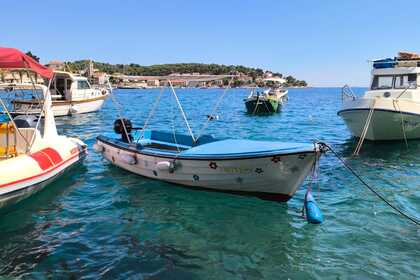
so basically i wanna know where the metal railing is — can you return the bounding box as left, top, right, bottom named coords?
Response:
left=341, top=84, right=356, bottom=102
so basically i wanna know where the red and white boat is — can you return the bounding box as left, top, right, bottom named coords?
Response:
left=0, top=47, right=87, bottom=208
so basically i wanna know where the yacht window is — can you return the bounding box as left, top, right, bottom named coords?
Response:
left=394, top=74, right=417, bottom=89
left=77, top=80, right=90, bottom=89
left=371, top=76, right=393, bottom=90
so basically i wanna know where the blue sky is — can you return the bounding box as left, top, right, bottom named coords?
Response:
left=2, top=0, right=420, bottom=86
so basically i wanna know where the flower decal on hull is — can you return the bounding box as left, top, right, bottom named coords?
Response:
left=255, top=168, right=264, bottom=174
left=271, top=155, right=281, bottom=163
left=209, top=162, right=218, bottom=169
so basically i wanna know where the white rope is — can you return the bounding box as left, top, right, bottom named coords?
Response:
left=393, top=99, right=409, bottom=148
left=353, top=98, right=376, bottom=156
left=167, top=80, right=195, bottom=142
left=252, top=91, right=260, bottom=115
left=196, top=78, right=233, bottom=141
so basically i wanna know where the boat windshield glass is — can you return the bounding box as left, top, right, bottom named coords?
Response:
left=371, top=76, right=393, bottom=90
left=371, top=74, right=417, bottom=90
left=77, top=80, right=90, bottom=89
left=394, top=74, right=417, bottom=89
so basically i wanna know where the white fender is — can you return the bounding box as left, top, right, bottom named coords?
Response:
left=156, top=161, right=174, bottom=171
left=70, top=107, right=78, bottom=114
left=93, top=143, right=104, bottom=153
left=120, top=153, right=137, bottom=165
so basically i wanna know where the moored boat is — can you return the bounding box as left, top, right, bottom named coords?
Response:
left=95, top=81, right=322, bottom=202
left=11, top=70, right=110, bottom=117
left=96, top=126, right=321, bottom=201
left=244, top=87, right=288, bottom=114
left=0, top=47, right=87, bottom=208
left=338, top=52, right=420, bottom=141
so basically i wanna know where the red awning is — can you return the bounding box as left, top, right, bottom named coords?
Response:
left=0, top=47, right=53, bottom=79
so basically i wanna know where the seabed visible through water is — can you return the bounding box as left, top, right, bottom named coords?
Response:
left=0, top=87, right=418, bottom=279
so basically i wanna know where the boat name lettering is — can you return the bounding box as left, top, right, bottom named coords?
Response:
left=220, top=167, right=252, bottom=174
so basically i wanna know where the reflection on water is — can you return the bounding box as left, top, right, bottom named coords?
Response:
left=0, top=88, right=418, bottom=279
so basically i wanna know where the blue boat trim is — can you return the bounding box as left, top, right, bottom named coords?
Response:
left=97, top=135, right=317, bottom=160
left=338, top=108, right=420, bottom=118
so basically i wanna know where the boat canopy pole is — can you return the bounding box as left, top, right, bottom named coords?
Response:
left=196, top=77, right=233, bottom=141
left=0, top=93, right=31, bottom=151
left=167, top=80, right=196, bottom=142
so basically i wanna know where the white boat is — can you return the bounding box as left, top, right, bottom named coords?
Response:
left=11, top=70, right=110, bottom=117
left=339, top=53, right=420, bottom=141
left=95, top=82, right=322, bottom=202
left=0, top=47, right=87, bottom=208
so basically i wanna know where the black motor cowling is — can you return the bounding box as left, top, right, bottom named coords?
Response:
left=114, top=118, right=133, bottom=142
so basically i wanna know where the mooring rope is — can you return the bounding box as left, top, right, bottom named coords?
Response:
left=353, top=98, right=376, bottom=156
left=393, top=99, right=409, bottom=149
left=320, top=142, right=420, bottom=226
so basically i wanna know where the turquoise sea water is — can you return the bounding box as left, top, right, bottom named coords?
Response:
left=0, top=87, right=419, bottom=279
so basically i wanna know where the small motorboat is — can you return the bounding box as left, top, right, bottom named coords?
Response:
left=338, top=52, right=420, bottom=141
left=11, top=70, right=110, bottom=117
left=244, top=87, right=288, bottom=114
left=95, top=81, right=321, bottom=202
left=0, top=47, right=87, bottom=208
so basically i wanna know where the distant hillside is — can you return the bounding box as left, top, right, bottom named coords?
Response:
left=64, top=60, right=307, bottom=87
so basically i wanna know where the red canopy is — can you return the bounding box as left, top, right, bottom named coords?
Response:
left=0, top=47, right=53, bottom=79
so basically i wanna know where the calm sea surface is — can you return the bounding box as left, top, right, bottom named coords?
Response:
left=0, top=88, right=419, bottom=279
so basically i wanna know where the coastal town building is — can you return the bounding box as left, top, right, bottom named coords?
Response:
left=46, top=60, right=65, bottom=71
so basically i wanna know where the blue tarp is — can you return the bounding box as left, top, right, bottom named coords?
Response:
left=99, top=131, right=316, bottom=159
left=373, top=58, right=396, bottom=69
left=181, top=139, right=315, bottom=158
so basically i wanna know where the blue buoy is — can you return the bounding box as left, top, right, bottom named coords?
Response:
left=304, top=190, right=324, bottom=224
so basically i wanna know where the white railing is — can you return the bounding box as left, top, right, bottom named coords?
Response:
left=342, top=84, right=356, bottom=102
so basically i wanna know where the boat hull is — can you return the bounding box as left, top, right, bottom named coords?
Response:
left=11, top=94, right=108, bottom=117
left=0, top=155, right=84, bottom=209
left=338, top=98, right=420, bottom=140
left=245, top=99, right=279, bottom=114
left=96, top=137, right=319, bottom=202
left=0, top=141, right=87, bottom=209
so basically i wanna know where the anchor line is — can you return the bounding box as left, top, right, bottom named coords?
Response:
left=319, top=142, right=420, bottom=226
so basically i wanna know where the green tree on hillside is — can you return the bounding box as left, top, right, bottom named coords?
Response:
left=25, top=51, right=40, bottom=62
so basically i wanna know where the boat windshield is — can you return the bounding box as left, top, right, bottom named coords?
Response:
left=77, top=80, right=91, bottom=89
left=371, top=74, right=417, bottom=90
left=394, top=74, right=417, bottom=89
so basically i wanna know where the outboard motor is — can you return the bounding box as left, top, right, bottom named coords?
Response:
left=114, top=118, right=133, bottom=143
left=13, top=115, right=38, bottom=128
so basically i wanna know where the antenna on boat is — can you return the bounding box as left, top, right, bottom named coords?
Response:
left=167, top=79, right=196, bottom=142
